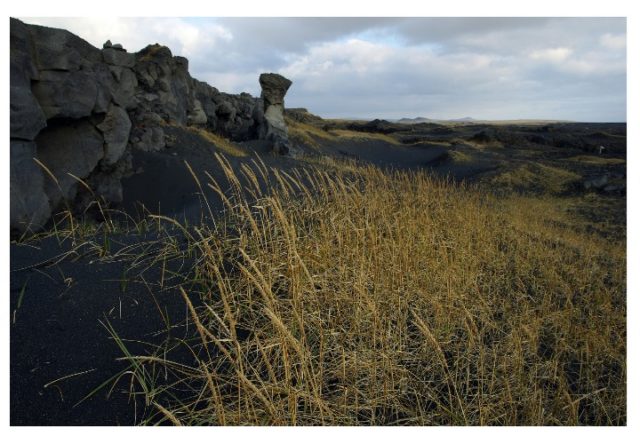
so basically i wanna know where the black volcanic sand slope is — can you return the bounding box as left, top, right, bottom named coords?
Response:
left=119, top=126, right=298, bottom=223
left=11, top=127, right=420, bottom=425
left=10, top=121, right=626, bottom=425
left=10, top=142, right=285, bottom=425
left=10, top=130, right=439, bottom=425
left=316, top=139, right=448, bottom=170
left=11, top=236, right=191, bottom=425
left=120, top=126, right=454, bottom=219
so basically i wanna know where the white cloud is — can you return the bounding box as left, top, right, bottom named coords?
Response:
left=600, top=33, right=626, bottom=50
left=149, top=19, right=232, bottom=58
left=529, top=47, right=572, bottom=63
left=286, top=39, right=395, bottom=75
left=20, top=17, right=233, bottom=56
left=20, top=17, right=138, bottom=48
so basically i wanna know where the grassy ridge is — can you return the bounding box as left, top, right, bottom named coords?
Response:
left=114, top=156, right=625, bottom=425
left=286, top=118, right=401, bottom=149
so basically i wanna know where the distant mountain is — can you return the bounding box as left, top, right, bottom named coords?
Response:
left=395, top=116, right=476, bottom=124
left=396, top=117, right=436, bottom=124
left=394, top=116, right=576, bottom=125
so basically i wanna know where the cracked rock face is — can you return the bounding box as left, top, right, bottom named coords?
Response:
left=35, top=120, right=105, bottom=210
left=9, top=18, right=138, bottom=233
left=10, top=141, right=51, bottom=233
left=9, top=18, right=294, bottom=234
left=31, top=70, right=99, bottom=119
left=10, top=86, right=47, bottom=140
left=97, top=104, right=132, bottom=165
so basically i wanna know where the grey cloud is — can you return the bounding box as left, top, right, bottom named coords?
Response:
left=393, top=17, right=552, bottom=44
left=216, top=17, right=401, bottom=51
left=17, top=17, right=626, bottom=121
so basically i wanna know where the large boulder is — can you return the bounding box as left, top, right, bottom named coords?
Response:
left=97, top=104, right=132, bottom=165
left=133, top=44, right=194, bottom=125
left=192, top=80, right=223, bottom=132
left=103, top=47, right=135, bottom=68
left=216, top=100, right=235, bottom=119
left=35, top=120, right=105, bottom=209
left=259, top=73, right=293, bottom=153
left=10, top=18, right=39, bottom=88
left=131, top=126, right=166, bottom=152
left=187, top=99, right=207, bottom=125
left=10, top=140, right=51, bottom=233
left=10, top=86, right=47, bottom=140
left=28, top=22, right=101, bottom=71
left=109, top=66, right=139, bottom=109
left=31, top=70, right=98, bottom=119
left=260, top=73, right=292, bottom=108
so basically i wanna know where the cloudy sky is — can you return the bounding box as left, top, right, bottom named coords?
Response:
left=20, top=17, right=626, bottom=121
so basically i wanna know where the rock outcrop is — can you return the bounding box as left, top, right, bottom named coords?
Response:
left=9, top=18, right=294, bottom=234
left=259, top=73, right=293, bottom=155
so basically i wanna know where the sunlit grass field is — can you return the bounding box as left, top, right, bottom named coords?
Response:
left=89, top=154, right=625, bottom=425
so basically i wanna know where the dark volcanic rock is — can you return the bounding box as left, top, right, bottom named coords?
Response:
left=10, top=17, right=290, bottom=234
left=470, top=130, right=494, bottom=143
left=259, top=73, right=294, bottom=155
left=260, top=72, right=292, bottom=107
left=107, top=66, right=139, bottom=109
left=10, top=86, right=47, bottom=140
left=35, top=120, right=105, bottom=209
left=469, top=128, right=526, bottom=145
left=102, top=47, right=135, bottom=68
left=28, top=22, right=101, bottom=71
left=97, top=104, right=132, bottom=165
left=347, top=119, right=403, bottom=134
left=285, top=108, right=324, bottom=126
left=32, top=70, right=99, bottom=119
left=10, top=140, right=51, bottom=233
left=10, top=19, right=39, bottom=88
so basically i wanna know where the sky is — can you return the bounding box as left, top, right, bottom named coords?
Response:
left=19, top=17, right=627, bottom=122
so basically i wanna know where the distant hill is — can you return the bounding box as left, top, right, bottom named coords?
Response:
left=395, top=116, right=572, bottom=126
left=395, top=116, right=477, bottom=124
left=396, top=117, right=436, bottom=124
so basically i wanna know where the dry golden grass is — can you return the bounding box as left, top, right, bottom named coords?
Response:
left=285, top=118, right=401, bottom=148
left=299, top=155, right=361, bottom=174
left=108, top=155, right=625, bottom=426
left=186, top=126, right=248, bottom=157
left=464, top=139, right=505, bottom=150
left=286, top=118, right=335, bottom=150
left=329, top=129, right=401, bottom=145
left=485, top=162, right=581, bottom=194
left=448, top=150, right=474, bottom=163
left=566, top=155, right=626, bottom=165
